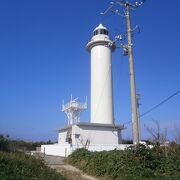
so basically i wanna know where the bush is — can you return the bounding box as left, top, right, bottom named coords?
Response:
left=0, top=135, right=10, bottom=152
left=0, top=151, right=66, bottom=180
left=67, top=145, right=180, bottom=180
left=0, top=134, right=55, bottom=153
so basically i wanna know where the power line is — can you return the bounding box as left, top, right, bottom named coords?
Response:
left=123, top=89, right=180, bottom=125
left=141, top=89, right=180, bottom=117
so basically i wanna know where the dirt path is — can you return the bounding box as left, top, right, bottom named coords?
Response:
left=41, top=154, right=98, bottom=180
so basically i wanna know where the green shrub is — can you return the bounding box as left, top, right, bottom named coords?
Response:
left=67, top=145, right=180, bottom=180
left=0, top=135, right=10, bottom=152
left=0, top=151, right=65, bottom=180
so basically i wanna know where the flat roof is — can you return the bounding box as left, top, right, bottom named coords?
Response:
left=57, top=122, right=125, bottom=132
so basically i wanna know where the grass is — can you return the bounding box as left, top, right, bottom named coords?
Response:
left=0, top=151, right=66, bottom=180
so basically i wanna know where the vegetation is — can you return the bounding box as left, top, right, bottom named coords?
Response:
left=0, top=135, right=65, bottom=180
left=0, top=134, right=54, bottom=152
left=0, top=151, right=65, bottom=180
left=67, top=144, right=180, bottom=180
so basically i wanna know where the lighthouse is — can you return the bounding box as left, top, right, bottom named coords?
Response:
left=41, top=24, right=125, bottom=157
left=86, top=24, right=115, bottom=124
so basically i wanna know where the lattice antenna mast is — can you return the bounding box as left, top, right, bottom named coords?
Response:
left=101, top=0, right=146, bottom=145
left=62, top=96, right=87, bottom=125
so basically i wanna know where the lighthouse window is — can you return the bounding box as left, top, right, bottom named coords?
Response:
left=93, top=29, right=109, bottom=36
left=100, top=29, right=108, bottom=35
left=104, top=30, right=108, bottom=35
left=94, top=30, right=98, bottom=35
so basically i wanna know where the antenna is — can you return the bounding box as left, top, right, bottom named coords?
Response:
left=70, top=94, right=73, bottom=101
left=62, top=96, right=87, bottom=125
left=101, top=0, right=146, bottom=145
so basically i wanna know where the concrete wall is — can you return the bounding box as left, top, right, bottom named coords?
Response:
left=72, top=125, right=119, bottom=145
left=58, top=131, right=67, bottom=144
left=41, top=143, right=131, bottom=157
left=41, top=144, right=72, bottom=157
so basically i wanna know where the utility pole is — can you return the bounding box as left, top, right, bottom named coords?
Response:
left=125, top=3, right=139, bottom=145
left=101, top=0, right=145, bottom=145
left=136, top=94, right=141, bottom=141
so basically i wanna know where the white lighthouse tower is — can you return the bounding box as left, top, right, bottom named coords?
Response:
left=86, top=24, right=115, bottom=124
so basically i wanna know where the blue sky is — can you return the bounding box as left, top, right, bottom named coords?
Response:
left=0, top=0, right=180, bottom=141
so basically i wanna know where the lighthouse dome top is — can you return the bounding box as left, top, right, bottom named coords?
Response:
left=93, top=24, right=109, bottom=36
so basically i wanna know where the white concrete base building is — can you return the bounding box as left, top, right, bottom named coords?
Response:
left=41, top=122, right=127, bottom=157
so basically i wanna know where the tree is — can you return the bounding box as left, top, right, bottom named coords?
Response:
left=173, top=124, right=180, bottom=144
left=145, top=120, right=167, bottom=145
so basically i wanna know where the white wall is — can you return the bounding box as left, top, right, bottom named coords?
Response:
left=41, top=144, right=72, bottom=157
left=57, top=125, right=121, bottom=146
left=41, top=143, right=131, bottom=157
left=72, top=125, right=119, bottom=145
left=58, top=131, right=67, bottom=144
